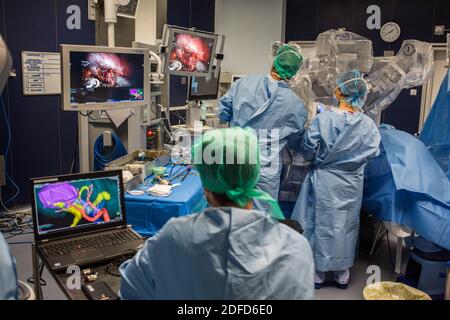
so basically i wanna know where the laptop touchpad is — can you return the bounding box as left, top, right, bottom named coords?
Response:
left=71, top=250, right=104, bottom=262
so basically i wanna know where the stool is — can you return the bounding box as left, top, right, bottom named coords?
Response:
left=402, top=236, right=450, bottom=298
left=407, top=253, right=448, bottom=297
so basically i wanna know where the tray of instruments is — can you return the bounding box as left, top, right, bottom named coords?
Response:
left=105, top=149, right=171, bottom=190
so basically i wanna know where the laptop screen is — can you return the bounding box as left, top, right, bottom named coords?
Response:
left=31, top=171, right=125, bottom=238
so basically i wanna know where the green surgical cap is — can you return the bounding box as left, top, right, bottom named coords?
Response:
left=192, top=127, right=284, bottom=220
left=273, top=44, right=303, bottom=80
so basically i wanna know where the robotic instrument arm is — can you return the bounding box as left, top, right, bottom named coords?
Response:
left=288, top=29, right=434, bottom=121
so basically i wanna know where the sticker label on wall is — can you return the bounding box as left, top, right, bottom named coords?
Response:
left=22, top=51, right=61, bottom=95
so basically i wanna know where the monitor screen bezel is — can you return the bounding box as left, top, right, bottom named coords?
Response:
left=164, top=26, right=218, bottom=77
left=188, top=68, right=221, bottom=101
left=30, top=170, right=127, bottom=242
left=60, top=44, right=150, bottom=112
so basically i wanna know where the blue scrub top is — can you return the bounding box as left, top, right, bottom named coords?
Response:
left=119, top=207, right=315, bottom=300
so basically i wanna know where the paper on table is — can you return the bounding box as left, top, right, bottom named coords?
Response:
left=147, top=184, right=173, bottom=197
left=106, top=109, right=132, bottom=128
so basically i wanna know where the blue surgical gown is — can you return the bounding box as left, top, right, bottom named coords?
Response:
left=218, top=75, right=308, bottom=200
left=420, top=71, right=450, bottom=179
left=0, top=233, right=18, bottom=300
left=119, top=207, right=315, bottom=300
left=291, top=109, right=381, bottom=272
left=363, top=127, right=450, bottom=250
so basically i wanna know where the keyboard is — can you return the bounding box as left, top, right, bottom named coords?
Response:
left=43, top=229, right=141, bottom=257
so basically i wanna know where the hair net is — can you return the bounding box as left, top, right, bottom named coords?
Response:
left=335, top=69, right=368, bottom=109
left=273, top=44, right=303, bottom=80
left=192, top=127, right=284, bottom=220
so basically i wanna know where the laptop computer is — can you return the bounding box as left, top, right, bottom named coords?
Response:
left=30, top=170, right=145, bottom=272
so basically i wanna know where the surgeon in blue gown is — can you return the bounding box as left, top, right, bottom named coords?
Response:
left=291, top=70, right=381, bottom=289
left=120, top=127, right=315, bottom=300
left=218, top=44, right=308, bottom=200
left=0, top=233, right=18, bottom=300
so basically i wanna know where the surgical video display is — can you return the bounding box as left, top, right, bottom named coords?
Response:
left=33, top=176, right=123, bottom=236
left=168, top=32, right=215, bottom=74
left=70, top=52, right=145, bottom=104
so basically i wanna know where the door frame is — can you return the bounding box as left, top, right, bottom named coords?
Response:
left=420, top=43, right=448, bottom=131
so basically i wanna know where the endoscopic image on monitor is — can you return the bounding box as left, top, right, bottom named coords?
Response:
left=33, top=176, right=124, bottom=236
left=69, top=52, right=145, bottom=105
left=168, top=32, right=215, bottom=74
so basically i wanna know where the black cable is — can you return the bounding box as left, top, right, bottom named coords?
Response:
left=105, top=263, right=121, bottom=277
left=69, top=123, right=79, bottom=174
left=27, top=262, right=47, bottom=287
left=0, top=210, right=32, bottom=233
left=104, top=253, right=135, bottom=277
left=79, top=111, right=93, bottom=117
left=88, top=111, right=104, bottom=121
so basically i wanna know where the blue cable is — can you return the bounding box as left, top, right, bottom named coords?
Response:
left=1, top=95, right=11, bottom=159
left=93, top=132, right=127, bottom=171
left=5, top=173, right=20, bottom=204
left=0, top=95, right=20, bottom=204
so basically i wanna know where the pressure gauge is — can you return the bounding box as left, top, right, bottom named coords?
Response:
left=380, top=22, right=401, bottom=43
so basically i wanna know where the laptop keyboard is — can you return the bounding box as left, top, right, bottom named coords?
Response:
left=43, top=229, right=141, bottom=257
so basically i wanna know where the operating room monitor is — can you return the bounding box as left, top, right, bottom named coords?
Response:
left=31, top=171, right=126, bottom=240
left=188, top=68, right=220, bottom=101
left=164, top=26, right=217, bottom=77
left=61, top=45, right=150, bottom=111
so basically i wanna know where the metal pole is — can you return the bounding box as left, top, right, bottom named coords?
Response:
left=108, top=23, right=115, bottom=47
left=395, top=237, right=403, bottom=274
left=31, top=243, right=42, bottom=300
left=369, top=221, right=383, bottom=256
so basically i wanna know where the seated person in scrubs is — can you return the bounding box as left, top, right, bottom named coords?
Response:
left=0, top=233, right=18, bottom=300
left=119, top=127, right=315, bottom=300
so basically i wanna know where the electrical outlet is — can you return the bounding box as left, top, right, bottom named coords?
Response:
left=0, top=155, right=5, bottom=187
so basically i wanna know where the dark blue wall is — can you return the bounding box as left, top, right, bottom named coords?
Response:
left=0, top=0, right=214, bottom=206
left=167, top=0, right=215, bottom=107
left=0, top=0, right=95, bottom=205
left=286, top=0, right=450, bottom=134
